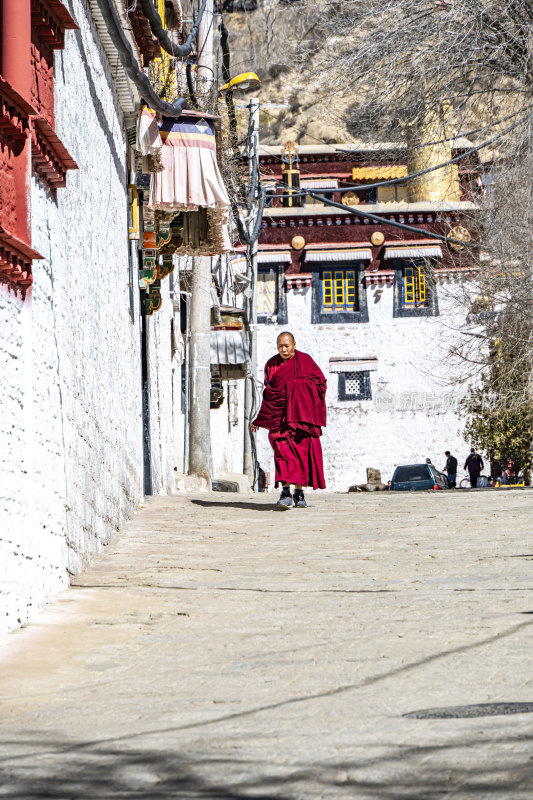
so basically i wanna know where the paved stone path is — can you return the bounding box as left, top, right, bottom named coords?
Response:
left=1, top=490, right=533, bottom=798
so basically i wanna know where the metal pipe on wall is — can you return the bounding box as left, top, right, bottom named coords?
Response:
left=243, top=98, right=260, bottom=485
left=187, top=256, right=212, bottom=483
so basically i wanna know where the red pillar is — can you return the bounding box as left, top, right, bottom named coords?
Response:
left=1, top=0, right=32, bottom=245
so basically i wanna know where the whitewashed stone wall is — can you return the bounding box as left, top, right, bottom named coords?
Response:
left=146, top=280, right=182, bottom=494
left=256, top=279, right=472, bottom=492
left=0, top=1, right=176, bottom=633
left=211, top=379, right=246, bottom=477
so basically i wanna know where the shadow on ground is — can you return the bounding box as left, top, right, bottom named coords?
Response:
left=1, top=732, right=532, bottom=799
left=191, top=499, right=276, bottom=512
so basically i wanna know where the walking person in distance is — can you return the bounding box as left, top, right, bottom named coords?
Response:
left=250, top=332, right=327, bottom=509
left=464, top=448, right=484, bottom=488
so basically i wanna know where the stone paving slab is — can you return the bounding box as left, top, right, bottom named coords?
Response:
left=0, top=490, right=533, bottom=798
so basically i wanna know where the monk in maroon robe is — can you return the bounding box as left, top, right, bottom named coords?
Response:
left=251, top=332, right=326, bottom=509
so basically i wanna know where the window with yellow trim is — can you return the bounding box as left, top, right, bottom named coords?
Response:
left=321, top=268, right=358, bottom=312
left=402, top=264, right=428, bottom=307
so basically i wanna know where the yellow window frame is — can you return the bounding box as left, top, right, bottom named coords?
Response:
left=403, top=264, right=428, bottom=306
left=322, top=268, right=358, bottom=310
left=403, top=266, right=416, bottom=305
left=334, top=270, right=345, bottom=305
left=417, top=265, right=426, bottom=303
left=322, top=271, right=333, bottom=306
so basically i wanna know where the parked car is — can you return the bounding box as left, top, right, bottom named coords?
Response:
left=390, top=463, right=450, bottom=491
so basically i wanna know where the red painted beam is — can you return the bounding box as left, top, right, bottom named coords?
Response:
left=1, top=0, right=32, bottom=246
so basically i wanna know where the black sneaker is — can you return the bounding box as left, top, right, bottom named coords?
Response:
left=276, top=487, right=293, bottom=510
left=293, top=490, right=307, bottom=508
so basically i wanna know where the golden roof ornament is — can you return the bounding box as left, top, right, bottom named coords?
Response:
left=448, top=225, right=471, bottom=251
left=342, top=191, right=359, bottom=206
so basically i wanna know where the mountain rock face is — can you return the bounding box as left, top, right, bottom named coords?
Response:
left=222, top=3, right=355, bottom=145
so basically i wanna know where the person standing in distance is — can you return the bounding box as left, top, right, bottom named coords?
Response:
left=444, top=450, right=458, bottom=488
left=464, top=448, right=484, bottom=488
left=250, top=332, right=327, bottom=509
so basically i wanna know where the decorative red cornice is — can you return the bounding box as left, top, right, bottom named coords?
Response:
left=0, top=227, right=43, bottom=288
left=285, top=273, right=312, bottom=289
left=0, top=76, right=37, bottom=143
left=31, top=0, right=78, bottom=50
left=365, top=271, right=395, bottom=287
left=127, top=5, right=162, bottom=64
left=31, top=115, right=78, bottom=189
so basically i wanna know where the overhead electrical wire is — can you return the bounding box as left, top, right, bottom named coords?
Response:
left=137, top=0, right=208, bottom=57
left=95, top=0, right=190, bottom=116
left=295, top=190, right=478, bottom=249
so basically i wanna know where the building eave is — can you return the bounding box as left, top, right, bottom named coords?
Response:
left=258, top=138, right=474, bottom=158
left=88, top=0, right=141, bottom=119
left=264, top=201, right=479, bottom=218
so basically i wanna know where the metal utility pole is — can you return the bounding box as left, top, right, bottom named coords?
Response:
left=187, top=1, right=214, bottom=483
left=196, top=0, right=214, bottom=102
left=188, top=256, right=212, bottom=482
left=243, top=98, right=260, bottom=484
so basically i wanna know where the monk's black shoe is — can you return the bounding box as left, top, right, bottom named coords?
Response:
left=276, top=487, right=293, bottom=510
left=293, top=490, right=307, bottom=508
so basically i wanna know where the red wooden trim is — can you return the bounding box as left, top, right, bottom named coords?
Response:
left=0, top=85, right=33, bottom=143
left=31, top=0, right=78, bottom=50
left=31, top=115, right=78, bottom=188
left=128, top=6, right=161, bottom=63
left=285, top=273, right=312, bottom=289
left=0, top=227, right=43, bottom=287
left=364, top=271, right=395, bottom=287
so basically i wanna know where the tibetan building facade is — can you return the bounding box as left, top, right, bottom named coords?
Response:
left=252, top=141, right=480, bottom=490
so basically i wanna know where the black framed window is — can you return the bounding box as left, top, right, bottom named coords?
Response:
left=393, top=259, right=439, bottom=318
left=304, top=190, right=336, bottom=207
left=338, top=371, right=372, bottom=401
left=311, top=262, right=368, bottom=324
left=257, top=265, right=288, bottom=325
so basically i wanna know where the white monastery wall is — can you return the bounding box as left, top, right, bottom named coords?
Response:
left=211, top=379, right=246, bottom=477
left=0, top=1, right=145, bottom=634
left=146, top=281, right=181, bottom=494
left=256, top=280, right=471, bottom=492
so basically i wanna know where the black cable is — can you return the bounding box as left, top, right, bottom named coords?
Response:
left=299, top=189, right=478, bottom=249
left=219, top=16, right=240, bottom=162
left=232, top=189, right=265, bottom=244
left=186, top=62, right=200, bottom=108
left=138, top=0, right=208, bottom=58
left=219, top=17, right=231, bottom=84
left=95, top=0, right=189, bottom=116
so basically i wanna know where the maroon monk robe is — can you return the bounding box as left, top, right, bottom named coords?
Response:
left=253, top=350, right=327, bottom=489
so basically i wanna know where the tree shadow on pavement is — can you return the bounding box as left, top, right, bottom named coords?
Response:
left=191, top=499, right=276, bottom=512
left=0, top=731, right=532, bottom=799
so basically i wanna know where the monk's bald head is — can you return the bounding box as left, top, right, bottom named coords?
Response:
left=277, top=331, right=295, bottom=344
left=277, top=331, right=296, bottom=361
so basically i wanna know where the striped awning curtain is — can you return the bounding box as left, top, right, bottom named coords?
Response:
left=383, top=245, right=443, bottom=259
left=257, top=252, right=292, bottom=264
left=210, top=330, right=249, bottom=365
left=300, top=179, right=339, bottom=189
left=305, top=249, right=373, bottom=262
left=329, top=357, right=378, bottom=373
